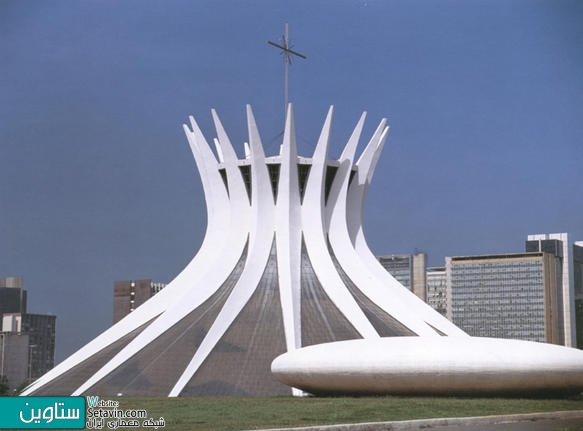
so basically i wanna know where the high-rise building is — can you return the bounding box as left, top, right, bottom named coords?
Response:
left=2, top=313, right=56, bottom=378
left=0, top=332, right=29, bottom=392
left=378, top=255, right=411, bottom=286
left=0, top=277, right=24, bottom=289
left=526, top=233, right=573, bottom=346
left=113, top=280, right=167, bottom=323
left=1, top=276, right=32, bottom=390
left=446, top=252, right=560, bottom=343
left=574, top=242, right=583, bottom=349
left=426, top=267, right=447, bottom=316
left=378, top=253, right=427, bottom=301
left=0, top=277, right=27, bottom=316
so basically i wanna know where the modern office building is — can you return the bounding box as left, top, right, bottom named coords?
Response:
left=0, top=277, right=24, bottom=289
left=0, top=332, right=29, bottom=392
left=1, top=277, right=56, bottom=381
left=426, top=267, right=447, bottom=316
left=2, top=313, right=56, bottom=378
left=0, top=277, right=34, bottom=389
left=113, top=280, right=167, bottom=323
left=525, top=236, right=566, bottom=345
left=446, top=252, right=560, bottom=343
left=378, top=253, right=427, bottom=301
left=526, top=233, right=574, bottom=346
left=0, top=277, right=27, bottom=317
left=574, top=242, right=583, bottom=349
left=378, top=255, right=411, bottom=287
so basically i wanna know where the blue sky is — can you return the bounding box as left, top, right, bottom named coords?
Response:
left=1, top=0, right=582, bottom=362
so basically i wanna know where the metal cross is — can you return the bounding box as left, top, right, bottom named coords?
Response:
left=268, top=23, right=306, bottom=115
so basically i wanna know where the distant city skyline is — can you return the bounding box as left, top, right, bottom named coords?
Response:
left=379, top=232, right=575, bottom=347
left=1, top=1, right=582, bottom=362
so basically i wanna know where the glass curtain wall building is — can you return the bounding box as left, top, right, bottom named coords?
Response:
left=0, top=277, right=26, bottom=317
left=446, top=253, right=560, bottom=344
left=426, top=267, right=447, bottom=316
left=378, top=253, right=426, bottom=301
left=527, top=233, right=573, bottom=346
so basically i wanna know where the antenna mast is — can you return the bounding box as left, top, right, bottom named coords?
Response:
left=268, top=23, right=306, bottom=116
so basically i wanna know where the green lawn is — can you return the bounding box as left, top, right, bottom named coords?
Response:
left=102, top=395, right=583, bottom=430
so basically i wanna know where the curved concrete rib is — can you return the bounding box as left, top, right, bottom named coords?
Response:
left=301, top=106, right=379, bottom=340
left=168, top=105, right=276, bottom=396
left=21, top=112, right=236, bottom=396
left=70, top=113, right=253, bottom=396
left=347, top=125, right=466, bottom=336
left=327, top=123, right=441, bottom=336
left=275, top=104, right=302, bottom=352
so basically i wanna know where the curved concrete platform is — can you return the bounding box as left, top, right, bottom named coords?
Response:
left=271, top=337, right=583, bottom=396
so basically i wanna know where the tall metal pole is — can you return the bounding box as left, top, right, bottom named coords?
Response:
left=284, top=22, right=289, bottom=115
left=268, top=23, right=306, bottom=119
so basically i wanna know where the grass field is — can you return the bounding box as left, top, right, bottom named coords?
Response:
left=90, top=395, right=583, bottom=430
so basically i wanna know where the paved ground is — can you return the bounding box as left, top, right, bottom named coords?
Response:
left=251, top=410, right=583, bottom=431
left=439, top=417, right=583, bottom=430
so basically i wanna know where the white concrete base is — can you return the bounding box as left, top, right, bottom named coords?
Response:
left=271, top=337, right=583, bottom=395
